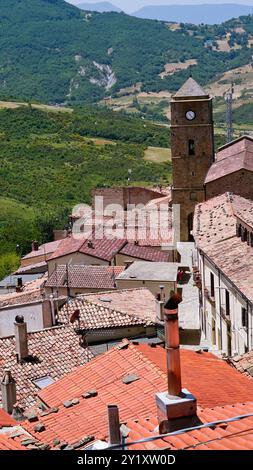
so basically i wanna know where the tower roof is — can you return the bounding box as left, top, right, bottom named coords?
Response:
left=173, top=77, right=209, bottom=100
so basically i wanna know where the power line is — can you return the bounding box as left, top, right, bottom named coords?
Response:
left=107, top=411, right=253, bottom=450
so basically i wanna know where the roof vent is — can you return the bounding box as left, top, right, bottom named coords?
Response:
left=87, top=240, right=95, bottom=249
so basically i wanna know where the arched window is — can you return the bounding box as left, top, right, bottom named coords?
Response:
left=188, top=139, right=195, bottom=156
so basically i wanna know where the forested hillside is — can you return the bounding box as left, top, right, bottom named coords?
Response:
left=0, top=104, right=171, bottom=276
left=1, top=1, right=253, bottom=104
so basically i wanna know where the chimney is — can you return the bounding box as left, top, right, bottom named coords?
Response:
left=155, top=297, right=165, bottom=321
left=155, top=309, right=198, bottom=434
left=14, top=316, right=28, bottom=362
left=16, top=277, right=23, bottom=293
left=1, top=371, right=16, bottom=414
left=31, top=240, right=39, bottom=251
left=107, top=405, right=121, bottom=447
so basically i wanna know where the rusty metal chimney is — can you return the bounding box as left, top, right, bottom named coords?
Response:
left=107, top=405, right=121, bottom=447
left=165, top=309, right=182, bottom=396
left=1, top=371, right=16, bottom=414
left=14, top=315, right=28, bottom=362
left=155, top=308, right=198, bottom=434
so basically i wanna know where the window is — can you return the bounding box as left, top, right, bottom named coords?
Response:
left=33, top=376, right=55, bottom=390
left=225, top=289, right=230, bottom=316
left=242, top=307, right=248, bottom=329
left=210, top=272, right=215, bottom=298
left=188, top=139, right=195, bottom=155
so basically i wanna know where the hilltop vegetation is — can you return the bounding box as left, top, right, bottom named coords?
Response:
left=1, top=1, right=253, bottom=105
left=0, top=104, right=171, bottom=276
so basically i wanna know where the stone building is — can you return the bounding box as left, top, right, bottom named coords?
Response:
left=171, top=77, right=214, bottom=241
left=205, top=136, right=253, bottom=200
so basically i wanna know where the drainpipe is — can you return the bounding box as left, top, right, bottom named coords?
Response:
left=218, top=270, right=223, bottom=351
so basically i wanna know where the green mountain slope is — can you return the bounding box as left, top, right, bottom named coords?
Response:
left=1, top=0, right=253, bottom=104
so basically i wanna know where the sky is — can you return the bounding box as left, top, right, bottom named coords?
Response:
left=67, top=0, right=253, bottom=14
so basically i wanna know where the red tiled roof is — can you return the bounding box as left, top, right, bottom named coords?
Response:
left=205, top=136, right=253, bottom=184
left=0, top=434, right=25, bottom=451
left=22, top=240, right=62, bottom=261
left=46, top=265, right=124, bottom=290
left=58, top=297, right=154, bottom=330
left=22, top=342, right=253, bottom=447
left=119, top=243, right=169, bottom=262
left=49, top=236, right=127, bottom=262
left=83, top=288, right=157, bottom=323
left=0, top=288, right=43, bottom=309
left=0, top=325, right=93, bottom=409
left=15, top=261, right=47, bottom=274
left=0, top=409, right=16, bottom=428
left=127, top=401, right=253, bottom=450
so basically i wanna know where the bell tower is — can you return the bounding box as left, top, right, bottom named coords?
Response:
left=171, top=77, right=214, bottom=241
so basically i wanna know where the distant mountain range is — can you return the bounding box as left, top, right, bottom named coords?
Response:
left=77, top=2, right=121, bottom=12
left=133, top=3, right=253, bottom=25
left=2, top=0, right=253, bottom=105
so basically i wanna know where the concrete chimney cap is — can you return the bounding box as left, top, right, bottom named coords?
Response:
left=15, top=315, right=25, bottom=324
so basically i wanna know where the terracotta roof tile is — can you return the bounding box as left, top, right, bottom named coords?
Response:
left=0, top=409, right=16, bottom=428
left=83, top=288, right=157, bottom=322
left=205, top=136, right=253, bottom=184
left=22, top=343, right=253, bottom=447
left=119, top=243, right=169, bottom=262
left=193, top=193, right=253, bottom=303
left=46, top=265, right=124, bottom=290
left=127, top=401, right=253, bottom=450
left=49, top=236, right=127, bottom=262
left=230, top=351, right=253, bottom=379
left=22, top=240, right=62, bottom=261
left=58, top=297, right=154, bottom=330
left=0, top=326, right=93, bottom=409
left=0, top=434, right=26, bottom=451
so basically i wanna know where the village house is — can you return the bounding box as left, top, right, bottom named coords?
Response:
left=20, top=240, right=62, bottom=273
left=0, top=276, right=55, bottom=338
left=57, top=294, right=157, bottom=345
left=115, top=261, right=180, bottom=298
left=46, top=236, right=170, bottom=275
left=193, top=192, right=253, bottom=357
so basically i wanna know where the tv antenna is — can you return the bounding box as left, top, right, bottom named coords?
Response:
left=225, top=82, right=234, bottom=143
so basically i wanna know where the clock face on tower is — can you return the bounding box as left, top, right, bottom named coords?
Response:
left=186, top=110, right=196, bottom=121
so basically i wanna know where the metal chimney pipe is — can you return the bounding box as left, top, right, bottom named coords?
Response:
left=164, top=308, right=182, bottom=397
left=107, top=405, right=121, bottom=446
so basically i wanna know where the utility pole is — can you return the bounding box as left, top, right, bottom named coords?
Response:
left=225, top=83, right=234, bottom=143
